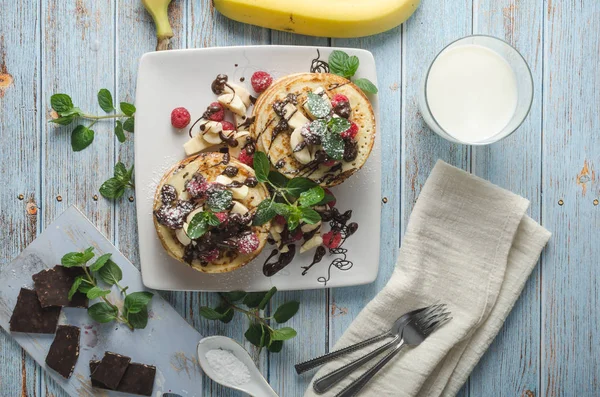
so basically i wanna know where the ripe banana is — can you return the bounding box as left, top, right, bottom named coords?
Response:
left=212, top=0, right=420, bottom=38
left=141, top=0, right=173, bottom=50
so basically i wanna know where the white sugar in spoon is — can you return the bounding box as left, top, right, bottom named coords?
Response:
left=197, top=336, right=279, bottom=397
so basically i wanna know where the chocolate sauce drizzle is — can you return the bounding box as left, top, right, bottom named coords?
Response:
left=310, top=49, right=330, bottom=73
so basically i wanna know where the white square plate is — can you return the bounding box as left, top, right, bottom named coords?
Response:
left=135, top=46, right=381, bottom=291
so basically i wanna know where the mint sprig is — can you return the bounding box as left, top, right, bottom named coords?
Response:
left=49, top=90, right=136, bottom=151
left=61, top=247, right=153, bottom=330
left=328, top=50, right=378, bottom=94
left=187, top=211, right=221, bottom=239
left=199, top=287, right=300, bottom=353
left=252, top=152, right=326, bottom=231
left=100, top=162, right=134, bottom=199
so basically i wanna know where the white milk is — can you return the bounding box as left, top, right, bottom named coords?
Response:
left=425, top=44, right=518, bottom=143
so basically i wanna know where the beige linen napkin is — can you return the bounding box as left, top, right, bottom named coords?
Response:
left=304, top=160, right=551, bottom=397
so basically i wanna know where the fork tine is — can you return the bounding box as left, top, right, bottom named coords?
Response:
left=423, top=312, right=452, bottom=335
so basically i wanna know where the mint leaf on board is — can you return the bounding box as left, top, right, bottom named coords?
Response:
left=321, top=131, right=345, bottom=160
left=258, top=287, right=277, bottom=310
left=97, top=89, right=115, bottom=113
left=245, top=324, right=268, bottom=347
left=243, top=291, right=270, bottom=308
left=99, top=177, right=126, bottom=199
left=124, top=291, right=153, bottom=314
left=86, top=287, right=111, bottom=300
left=299, top=186, right=325, bottom=207
left=114, top=162, right=128, bottom=181
left=253, top=151, right=270, bottom=183
left=186, top=212, right=210, bottom=240
left=60, top=107, right=83, bottom=117
left=206, top=189, right=233, bottom=212
left=353, top=78, right=378, bottom=94
left=306, top=92, right=331, bottom=119
left=61, top=247, right=95, bottom=267
left=271, top=327, right=297, bottom=341
left=50, top=115, right=75, bottom=126
left=328, top=50, right=350, bottom=77
left=78, top=282, right=93, bottom=294
left=328, top=117, right=352, bottom=135
left=115, top=120, right=126, bottom=143
left=286, top=177, right=317, bottom=197
left=71, top=125, right=95, bottom=152
left=268, top=340, right=284, bottom=353
left=88, top=302, right=118, bottom=323
left=127, top=306, right=149, bottom=329
left=123, top=117, right=135, bottom=132
left=273, top=301, right=300, bottom=323
left=89, top=253, right=112, bottom=272
left=97, top=259, right=123, bottom=286
left=120, top=102, right=136, bottom=116
left=215, top=304, right=234, bottom=323
left=220, top=291, right=247, bottom=302
left=51, top=94, right=74, bottom=114
left=68, top=276, right=83, bottom=300
left=199, top=306, right=228, bottom=320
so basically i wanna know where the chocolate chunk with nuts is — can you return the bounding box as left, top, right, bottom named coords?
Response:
left=91, top=351, right=132, bottom=390
left=32, top=265, right=88, bottom=308
left=9, top=288, right=61, bottom=334
left=45, top=325, right=80, bottom=379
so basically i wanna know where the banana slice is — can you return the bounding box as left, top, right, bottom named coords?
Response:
left=169, top=162, right=200, bottom=195
left=229, top=131, right=250, bottom=158
left=301, top=221, right=322, bottom=233
left=223, top=83, right=252, bottom=107
left=290, top=126, right=312, bottom=164
left=183, top=134, right=215, bottom=156
left=300, top=234, right=323, bottom=253
left=176, top=223, right=192, bottom=246
left=186, top=207, right=203, bottom=223
left=201, top=121, right=224, bottom=144
left=303, top=87, right=331, bottom=119
left=288, top=110, right=310, bottom=131
left=230, top=201, right=249, bottom=215
left=234, top=113, right=247, bottom=128
left=215, top=175, right=249, bottom=199
left=218, top=93, right=246, bottom=116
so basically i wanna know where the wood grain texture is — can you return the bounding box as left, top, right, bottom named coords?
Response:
left=542, top=1, right=600, bottom=396
left=469, top=1, right=544, bottom=396
left=0, top=1, right=42, bottom=395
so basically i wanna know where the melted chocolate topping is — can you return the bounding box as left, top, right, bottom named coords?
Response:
left=263, top=245, right=296, bottom=277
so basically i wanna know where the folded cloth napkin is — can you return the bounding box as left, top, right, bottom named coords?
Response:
left=304, top=160, right=551, bottom=397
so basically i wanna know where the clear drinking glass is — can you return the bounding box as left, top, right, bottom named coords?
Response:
left=418, top=35, right=534, bottom=145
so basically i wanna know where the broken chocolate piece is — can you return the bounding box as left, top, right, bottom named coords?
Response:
left=45, top=325, right=80, bottom=379
left=91, top=351, right=131, bottom=390
left=32, top=265, right=89, bottom=308
left=90, top=360, right=156, bottom=396
left=117, top=362, right=157, bottom=396
left=9, top=288, right=61, bottom=334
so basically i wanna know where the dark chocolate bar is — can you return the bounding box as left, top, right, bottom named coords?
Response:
left=9, top=288, right=61, bottom=334
left=90, top=351, right=131, bottom=389
left=45, top=325, right=80, bottom=379
left=32, top=265, right=88, bottom=308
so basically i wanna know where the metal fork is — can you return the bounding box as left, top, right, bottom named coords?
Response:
left=333, top=304, right=452, bottom=397
left=295, top=307, right=428, bottom=375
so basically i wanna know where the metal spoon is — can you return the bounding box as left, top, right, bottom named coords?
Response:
left=197, top=335, right=279, bottom=397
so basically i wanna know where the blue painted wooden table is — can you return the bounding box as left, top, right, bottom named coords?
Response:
left=0, top=1, right=598, bottom=396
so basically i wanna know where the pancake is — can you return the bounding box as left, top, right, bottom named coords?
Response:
left=153, top=153, right=270, bottom=273
left=250, top=73, right=376, bottom=186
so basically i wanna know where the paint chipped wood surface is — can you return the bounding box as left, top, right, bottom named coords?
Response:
left=0, top=0, right=598, bottom=396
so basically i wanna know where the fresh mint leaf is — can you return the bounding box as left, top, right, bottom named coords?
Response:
left=86, top=287, right=111, bottom=300
left=220, top=291, right=247, bottom=302
left=321, top=131, right=345, bottom=160
left=89, top=253, right=112, bottom=272
left=268, top=340, right=284, bottom=353
left=97, top=259, right=123, bottom=286
left=88, top=302, right=118, bottom=323
left=306, top=92, right=331, bottom=119
left=71, top=125, right=95, bottom=152
left=114, top=162, right=128, bottom=181
left=286, top=177, right=317, bottom=197
left=271, top=327, right=297, bottom=341
left=300, top=207, right=321, bottom=224
left=51, top=94, right=74, bottom=114
left=299, top=186, right=325, bottom=207
left=206, top=189, right=233, bottom=212
left=353, top=78, right=378, bottom=94
left=273, top=301, right=300, bottom=323
left=199, top=306, right=228, bottom=320
left=207, top=212, right=221, bottom=227
left=252, top=199, right=278, bottom=226
left=285, top=208, right=302, bottom=231
left=328, top=50, right=350, bottom=77
left=60, top=107, right=83, bottom=117
left=187, top=212, right=210, bottom=239
left=316, top=193, right=336, bottom=206
left=253, top=151, right=270, bottom=183
left=215, top=304, right=234, bottom=323
left=273, top=203, right=294, bottom=218
left=268, top=171, right=288, bottom=188
left=258, top=287, right=277, bottom=310
left=99, top=177, right=126, bottom=199
left=128, top=306, right=148, bottom=329
left=345, top=56, right=360, bottom=77
left=61, top=247, right=95, bottom=267
left=78, top=282, right=93, bottom=294
left=115, top=120, right=126, bottom=143
left=328, top=117, right=352, bottom=135
left=308, top=120, right=327, bottom=137
left=97, top=89, right=115, bottom=113
left=120, top=102, right=136, bottom=116
left=68, top=276, right=83, bottom=300
left=124, top=291, right=153, bottom=314
left=245, top=324, right=268, bottom=347
left=243, top=291, right=270, bottom=308
left=123, top=117, right=135, bottom=132
left=50, top=115, right=75, bottom=126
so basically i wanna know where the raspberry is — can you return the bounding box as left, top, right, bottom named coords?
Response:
left=171, top=107, right=191, bottom=129
left=292, top=228, right=303, bottom=241
left=215, top=212, right=228, bottom=223
left=322, top=230, right=342, bottom=249
left=324, top=188, right=336, bottom=208
left=331, top=94, right=349, bottom=108
left=237, top=150, right=254, bottom=166
left=274, top=215, right=286, bottom=225
left=251, top=71, right=273, bottom=93
left=207, top=102, right=225, bottom=121
left=220, top=121, right=235, bottom=131
left=323, top=159, right=337, bottom=167
left=185, top=174, right=210, bottom=199
left=201, top=248, right=220, bottom=262
left=237, top=233, right=260, bottom=254
left=341, top=122, right=359, bottom=140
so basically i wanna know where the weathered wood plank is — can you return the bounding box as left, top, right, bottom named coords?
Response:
left=40, top=0, right=116, bottom=395
left=542, top=1, right=600, bottom=395
left=469, top=1, right=544, bottom=396
left=267, top=31, right=330, bottom=397
left=188, top=3, right=270, bottom=396
left=0, top=1, right=42, bottom=395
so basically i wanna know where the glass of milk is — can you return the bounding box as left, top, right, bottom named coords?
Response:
left=419, top=35, right=533, bottom=145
